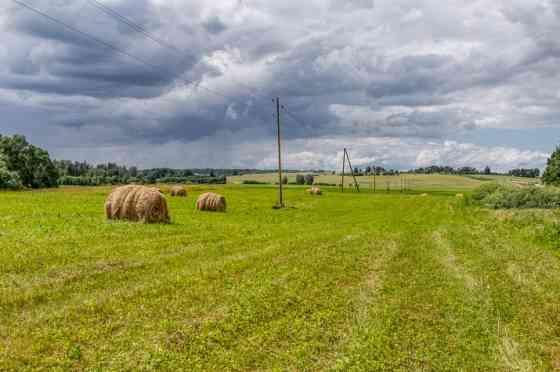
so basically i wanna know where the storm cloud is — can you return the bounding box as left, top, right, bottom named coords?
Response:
left=1, top=0, right=559, bottom=170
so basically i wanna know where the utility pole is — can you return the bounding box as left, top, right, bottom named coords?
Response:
left=341, top=149, right=346, bottom=193
left=344, top=149, right=360, bottom=192
left=275, top=97, right=284, bottom=208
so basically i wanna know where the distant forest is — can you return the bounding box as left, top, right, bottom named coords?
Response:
left=55, top=161, right=238, bottom=186
left=0, top=134, right=543, bottom=190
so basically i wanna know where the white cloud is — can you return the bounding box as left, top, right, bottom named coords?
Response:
left=415, top=141, right=547, bottom=171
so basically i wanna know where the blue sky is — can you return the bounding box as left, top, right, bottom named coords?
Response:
left=1, top=0, right=559, bottom=171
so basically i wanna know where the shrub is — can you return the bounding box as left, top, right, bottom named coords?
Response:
left=471, top=183, right=505, bottom=203
left=304, top=174, right=314, bottom=185
left=242, top=180, right=268, bottom=185
left=282, top=175, right=288, bottom=184
left=471, top=183, right=560, bottom=209
left=296, top=174, right=305, bottom=185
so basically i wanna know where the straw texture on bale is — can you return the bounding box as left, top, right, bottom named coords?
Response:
left=307, top=187, right=322, bottom=195
left=170, top=185, right=187, bottom=197
left=105, top=185, right=170, bottom=223
left=196, top=192, right=226, bottom=212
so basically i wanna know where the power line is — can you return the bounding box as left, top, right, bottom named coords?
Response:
left=11, top=0, right=260, bottom=107
left=86, top=0, right=184, bottom=55
left=12, top=0, right=160, bottom=71
left=281, top=105, right=316, bottom=142
left=86, top=0, right=273, bottom=103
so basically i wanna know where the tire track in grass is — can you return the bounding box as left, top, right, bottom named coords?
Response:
left=146, top=235, right=398, bottom=371
left=433, top=229, right=533, bottom=371
left=335, top=228, right=500, bottom=371
left=444, top=208, right=560, bottom=371
left=317, top=239, right=400, bottom=371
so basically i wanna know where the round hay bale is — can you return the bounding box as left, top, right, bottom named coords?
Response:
left=105, top=185, right=170, bottom=223
left=170, top=185, right=187, bottom=197
left=307, top=187, right=322, bottom=195
left=455, top=193, right=464, bottom=198
left=420, top=193, right=428, bottom=197
left=196, top=192, right=226, bottom=212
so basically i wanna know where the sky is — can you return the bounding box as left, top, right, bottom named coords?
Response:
left=1, top=0, right=559, bottom=171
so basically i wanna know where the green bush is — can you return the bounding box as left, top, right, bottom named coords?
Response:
left=0, top=135, right=58, bottom=188
left=295, top=174, right=305, bottom=185
left=470, top=183, right=503, bottom=202
left=471, top=183, right=560, bottom=209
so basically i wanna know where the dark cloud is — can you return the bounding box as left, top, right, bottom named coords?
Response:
left=203, top=16, right=227, bottom=35
left=0, top=0, right=558, bottom=169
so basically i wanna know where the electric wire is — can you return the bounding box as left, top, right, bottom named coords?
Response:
left=86, top=0, right=273, bottom=103
left=11, top=0, right=261, bottom=108
left=86, top=0, right=313, bottom=139
left=86, top=0, right=184, bottom=54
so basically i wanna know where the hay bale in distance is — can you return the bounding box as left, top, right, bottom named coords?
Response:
left=105, top=185, right=170, bottom=223
left=420, top=193, right=429, bottom=197
left=196, top=192, right=226, bottom=212
left=170, top=185, right=187, bottom=197
left=307, top=187, right=322, bottom=195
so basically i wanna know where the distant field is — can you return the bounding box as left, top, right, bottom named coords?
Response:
left=1, top=185, right=559, bottom=370
left=227, top=173, right=541, bottom=191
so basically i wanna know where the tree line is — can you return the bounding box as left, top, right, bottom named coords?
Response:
left=508, top=168, right=540, bottom=178
left=56, top=162, right=228, bottom=185
left=0, top=133, right=556, bottom=190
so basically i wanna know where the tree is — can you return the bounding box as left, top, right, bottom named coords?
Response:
left=509, top=168, right=540, bottom=178
left=282, top=175, right=288, bottom=184
left=0, top=153, right=22, bottom=189
left=543, top=146, right=560, bottom=185
left=295, top=174, right=305, bottom=185
left=304, top=174, right=314, bottom=185
left=0, top=135, right=59, bottom=188
left=484, top=166, right=491, bottom=175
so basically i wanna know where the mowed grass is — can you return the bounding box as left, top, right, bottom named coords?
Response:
left=1, top=185, right=559, bottom=371
left=227, top=173, right=537, bottom=191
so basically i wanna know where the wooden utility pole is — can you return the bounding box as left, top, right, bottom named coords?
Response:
left=341, top=149, right=346, bottom=192
left=344, top=149, right=360, bottom=192
left=275, top=97, right=284, bottom=207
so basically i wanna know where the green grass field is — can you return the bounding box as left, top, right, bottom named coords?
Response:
left=1, top=185, right=559, bottom=370
left=227, top=173, right=540, bottom=191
